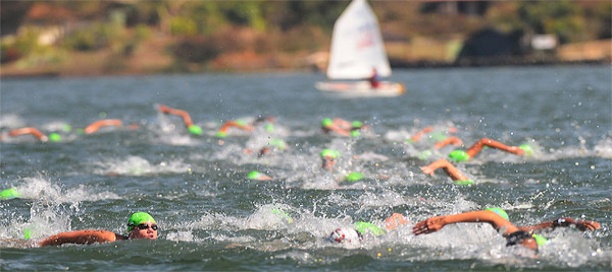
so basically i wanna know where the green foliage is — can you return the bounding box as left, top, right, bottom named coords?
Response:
left=169, top=17, right=198, bottom=36
left=517, top=0, right=585, bottom=43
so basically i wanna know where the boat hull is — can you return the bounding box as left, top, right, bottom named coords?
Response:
left=315, top=80, right=406, bottom=97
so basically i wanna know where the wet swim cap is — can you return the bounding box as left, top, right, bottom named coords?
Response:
left=485, top=207, right=509, bottom=220
left=269, top=139, right=287, bottom=150
left=248, top=171, right=268, bottom=180
left=449, top=150, right=470, bottom=162
left=215, top=131, right=227, bottom=138
left=265, top=123, right=275, bottom=132
left=48, top=133, right=62, bottom=142
left=519, top=144, right=534, bottom=156
left=354, top=222, right=385, bottom=236
left=532, top=234, right=548, bottom=246
left=0, top=188, right=20, bottom=200
left=345, top=171, right=364, bottom=182
left=351, top=121, right=363, bottom=129
left=350, top=130, right=360, bottom=137
left=23, top=228, right=32, bottom=239
left=271, top=209, right=294, bottom=224
left=63, top=124, right=72, bottom=132
left=321, top=149, right=340, bottom=159
left=453, top=180, right=474, bottom=186
left=321, top=118, right=333, bottom=127
left=328, top=228, right=361, bottom=244
left=188, top=125, right=203, bottom=135
left=236, top=120, right=248, bottom=126
left=127, top=212, right=156, bottom=232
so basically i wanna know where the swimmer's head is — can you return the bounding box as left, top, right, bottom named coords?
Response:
left=321, top=149, right=340, bottom=159
left=0, top=188, right=20, bottom=200
left=321, top=118, right=333, bottom=127
left=215, top=131, right=227, bottom=138
left=354, top=221, right=385, bottom=236
left=519, top=144, right=534, bottom=156
left=449, top=150, right=470, bottom=162
left=48, top=133, right=62, bottom=142
left=506, top=230, right=538, bottom=252
left=351, top=121, right=363, bottom=129
left=345, top=171, right=364, bottom=182
left=485, top=207, right=509, bottom=220
left=327, top=227, right=362, bottom=244
left=127, top=212, right=156, bottom=232
left=453, top=179, right=474, bottom=186
left=350, top=130, right=361, bottom=137
left=532, top=234, right=548, bottom=246
left=188, top=125, right=203, bottom=135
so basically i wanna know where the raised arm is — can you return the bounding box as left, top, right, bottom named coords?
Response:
left=83, top=119, right=123, bottom=134
left=8, top=127, right=48, bottom=142
left=518, top=217, right=601, bottom=232
left=39, top=230, right=123, bottom=247
left=157, top=104, right=194, bottom=128
left=421, top=159, right=470, bottom=182
left=412, top=210, right=519, bottom=236
left=408, top=126, right=434, bottom=143
left=434, top=136, right=463, bottom=150
left=466, top=138, right=525, bottom=158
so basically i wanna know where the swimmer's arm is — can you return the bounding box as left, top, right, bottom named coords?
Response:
left=420, top=159, right=470, bottom=181
left=39, top=230, right=122, bottom=246
left=413, top=210, right=519, bottom=236
left=518, top=217, right=601, bottom=232
left=83, top=119, right=123, bottom=134
left=157, top=104, right=194, bottom=127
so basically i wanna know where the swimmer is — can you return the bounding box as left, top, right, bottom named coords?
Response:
left=328, top=213, right=410, bottom=244
left=412, top=208, right=600, bottom=253
left=407, top=126, right=457, bottom=144
left=82, top=119, right=138, bottom=134
left=6, top=127, right=49, bottom=142
left=321, top=118, right=367, bottom=137
left=156, top=104, right=202, bottom=135
left=215, top=119, right=253, bottom=138
left=247, top=171, right=273, bottom=181
left=449, top=138, right=533, bottom=162
left=421, top=158, right=474, bottom=185
left=39, top=212, right=158, bottom=247
left=321, top=149, right=341, bottom=171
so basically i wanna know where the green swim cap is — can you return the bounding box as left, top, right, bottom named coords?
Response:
left=265, top=123, right=275, bottom=132
left=271, top=209, right=294, bottom=224
left=188, top=125, right=203, bottom=135
left=48, top=133, right=62, bottom=142
left=248, top=171, right=265, bottom=180
left=0, top=188, right=20, bottom=200
left=215, top=131, right=227, bottom=138
left=269, top=139, right=287, bottom=150
left=449, top=150, right=470, bottom=162
left=519, top=144, right=534, bottom=156
left=63, top=124, right=72, bottom=132
left=532, top=234, right=548, bottom=246
left=405, top=138, right=415, bottom=144
left=127, top=212, right=156, bottom=232
left=75, top=128, right=85, bottom=135
left=485, top=207, right=509, bottom=220
left=453, top=180, right=474, bottom=186
left=418, top=150, right=433, bottom=160
left=23, top=228, right=32, bottom=239
left=430, top=132, right=447, bottom=141
left=351, top=121, right=363, bottom=128
left=345, top=171, right=364, bottom=182
left=321, top=149, right=340, bottom=159
left=350, top=130, right=361, bottom=137
left=354, top=222, right=385, bottom=236
left=321, top=118, right=333, bottom=127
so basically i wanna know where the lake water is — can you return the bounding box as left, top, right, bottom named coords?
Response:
left=1, top=65, right=611, bottom=270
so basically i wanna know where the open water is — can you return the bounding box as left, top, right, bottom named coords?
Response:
left=0, top=65, right=611, bottom=271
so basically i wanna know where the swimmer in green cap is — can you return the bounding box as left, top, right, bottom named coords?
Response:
left=321, top=149, right=340, bottom=170
left=0, top=188, right=20, bottom=199
left=39, top=212, right=158, bottom=247
left=247, top=170, right=272, bottom=181
left=157, top=104, right=202, bottom=135
left=321, top=117, right=366, bottom=137
left=421, top=159, right=474, bottom=186
left=448, top=138, right=533, bottom=163
left=216, top=119, right=254, bottom=138
left=327, top=213, right=410, bottom=244
left=6, top=127, right=50, bottom=142
left=413, top=209, right=601, bottom=253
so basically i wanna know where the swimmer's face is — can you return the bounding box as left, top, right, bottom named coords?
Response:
left=520, top=237, right=538, bottom=251
left=322, top=156, right=335, bottom=170
left=129, top=221, right=158, bottom=240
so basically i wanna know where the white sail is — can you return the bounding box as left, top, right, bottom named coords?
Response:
left=326, top=0, right=391, bottom=79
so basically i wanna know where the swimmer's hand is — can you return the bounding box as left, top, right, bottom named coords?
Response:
left=420, top=165, right=436, bottom=176
left=555, top=218, right=601, bottom=231
left=412, top=216, right=446, bottom=235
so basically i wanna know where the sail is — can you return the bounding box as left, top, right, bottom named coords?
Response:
left=326, top=0, right=391, bottom=80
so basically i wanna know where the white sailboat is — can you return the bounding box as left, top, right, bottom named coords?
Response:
left=315, top=0, right=405, bottom=97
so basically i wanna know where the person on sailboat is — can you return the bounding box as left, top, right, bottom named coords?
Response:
left=369, top=68, right=381, bottom=89
left=39, top=212, right=158, bottom=247
left=412, top=208, right=601, bottom=254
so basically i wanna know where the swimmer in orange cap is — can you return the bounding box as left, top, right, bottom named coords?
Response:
left=39, top=212, right=158, bottom=247
left=156, top=104, right=202, bottom=135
